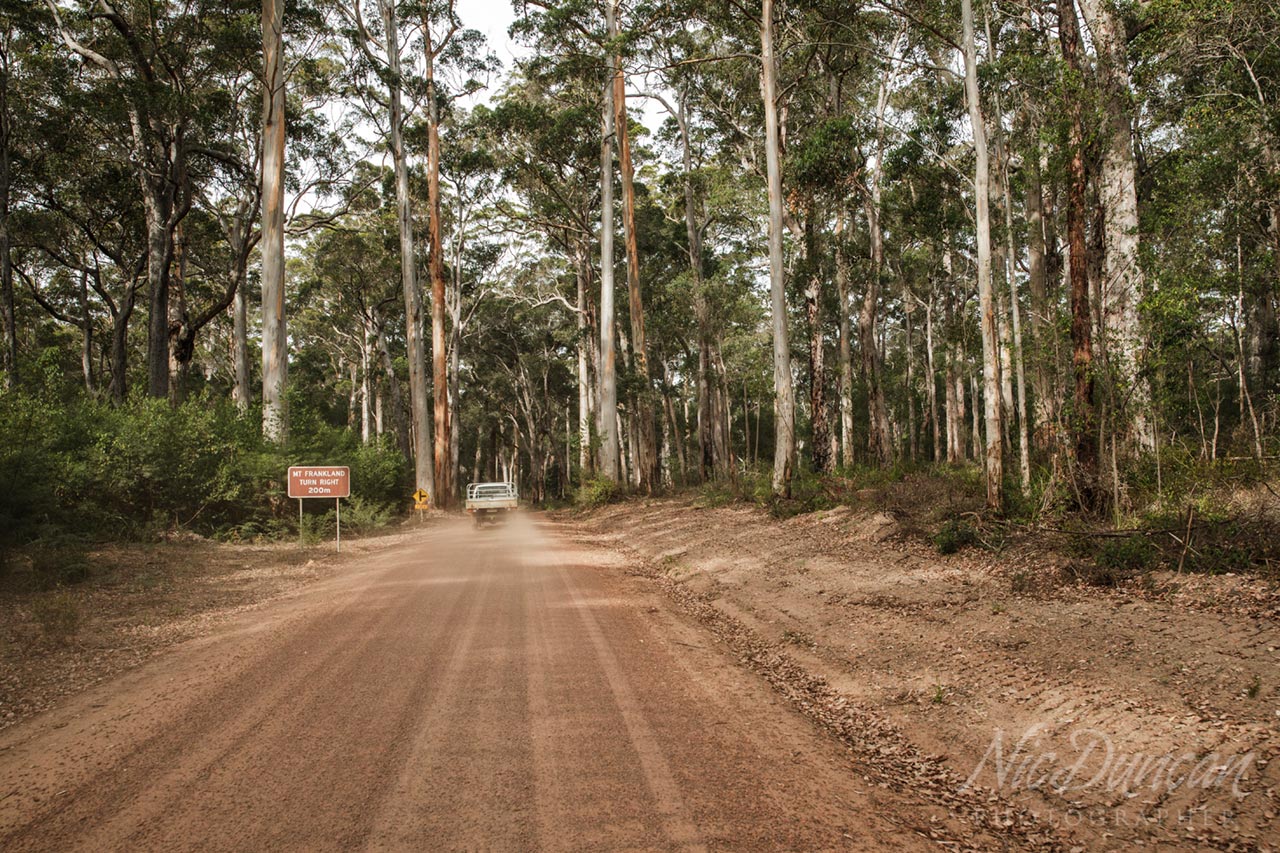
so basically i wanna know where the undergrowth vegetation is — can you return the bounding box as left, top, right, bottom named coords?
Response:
left=575, top=476, right=623, bottom=508
left=679, top=450, right=1279, bottom=583
left=0, top=388, right=410, bottom=589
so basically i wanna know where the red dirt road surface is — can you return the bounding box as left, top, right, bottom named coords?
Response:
left=0, top=515, right=993, bottom=852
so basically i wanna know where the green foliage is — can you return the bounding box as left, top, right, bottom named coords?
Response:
left=1093, top=535, right=1158, bottom=574
left=340, top=496, right=393, bottom=532
left=575, top=476, right=622, bottom=508
left=787, top=117, right=863, bottom=196
left=0, top=391, right=410, bottom=552
left=767, top=470, right=836, bottom=519
left=694, top=479, right=740, bottom=508
left=298, top=510, right=335, bottom=545
left=932, top=518, right=978, bottom=555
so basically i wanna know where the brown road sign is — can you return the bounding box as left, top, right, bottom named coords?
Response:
left=288, top=466, right=351, bottom=499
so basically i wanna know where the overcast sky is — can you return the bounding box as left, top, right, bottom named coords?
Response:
left=458, top=0, right=524, bottom=92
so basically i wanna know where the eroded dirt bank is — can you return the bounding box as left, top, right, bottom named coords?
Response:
left=566, top=499, right=1280, bottom=852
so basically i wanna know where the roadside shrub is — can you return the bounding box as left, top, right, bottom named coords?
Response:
left=575, top=476, right=621, bottom=508
left=695, top=480, right=737, bottom=508
left=1093, top=535, right=1157, bottom=574
left=767, top=471, right=835, bottom=519
left=932, top=518, right=978, bottom=554
left=1190, top=543, right=1254, bottom=575
left=341, top=496, right=393, bottom=532
left=0, top=389, right=411, bottom=548
left=32, top=590, right=83, bottom=642
left=299, top=510, right=335, bottom=545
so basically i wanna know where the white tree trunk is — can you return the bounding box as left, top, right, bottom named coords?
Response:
left=596, top=17, right=620, bottom=482
left=761, top=0, right=794, bottom=496
left=576, top=243, right=592, bottom=477
left=260, top=0, right=287, bottom=441
left=835, top=211, right=855, bottom=467
left=232, top=278, right=250, bottom=411
left=1077, top=0, right=1151, bottom=452
left=382, top=0, right=434, bottom=500
left=361, top=322, right=373, bottom=444
left=961, top=0, right=1004, bottom=509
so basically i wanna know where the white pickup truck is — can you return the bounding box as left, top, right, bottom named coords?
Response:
left=465, top=482, right=519, bottom=526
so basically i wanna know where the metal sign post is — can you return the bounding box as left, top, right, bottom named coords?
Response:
left=287, top=466, right=351, bottom=552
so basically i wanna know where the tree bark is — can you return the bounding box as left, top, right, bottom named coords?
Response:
left=1236, top=237, right=1264, bottom=460
left=859, top=246, right=888, bottom=464
left=1076, top=0, right=1151, bottom=452
left=109, top=285, right=137, bottom=404
left=805, top=216, right=830, bottom=473
left=260, top=0, right=288, bottom=438
left=610, top=14, right=657, bottom=493
left=143, top=181, right=175, bottom=399
left=361, top=321, right=373, bottom=443
left=448, top=218, right=465, bottom=492
left=662, top=363, right=687, bottom=485
left=924, top=293, right=941, bottom=462
left=835, top=212, right=855, bottom=468
left=423, top=13, right=452, bottom=508
left=77, top=271, right=93, bottom=392
left=232, top=275, right=250, bottom=410
left=382, top=0, right=434, bottom=499
left=904, top=276, right=917, bottom=462
left=942, top=239, right=966, bottom=462
left=0, top=35, right=15, bottom=390
left=961, top=0, right=1004, bottom=510
left=1024, top=128, right=1054, bottom=444
left=762, top=0, right=794, bottom=496
left=576, top=240, right=593, bottom=476
left=1004, top=162, right=1032, bottom=490
left=1059, top=0, right=1099, bottom=504
left=862, top=60, right=895, bottom=467
left=986, top=46, right=1032, bottom=491
left=597, top=2, right=621, bottom=482
left=376, top=321, right=411, bottom=459
left=675, top=87, right=722, bottom=481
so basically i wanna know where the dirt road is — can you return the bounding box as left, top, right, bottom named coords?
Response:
left=0, top=514, right=979, bottom=852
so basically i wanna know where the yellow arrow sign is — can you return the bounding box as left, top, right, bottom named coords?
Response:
left=412, top=488, right=429, bottom=504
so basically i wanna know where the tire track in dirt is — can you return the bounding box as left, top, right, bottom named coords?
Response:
left=552, top=559, right=707, bottom=852
left=575, top=529, right=1060, bottom=853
